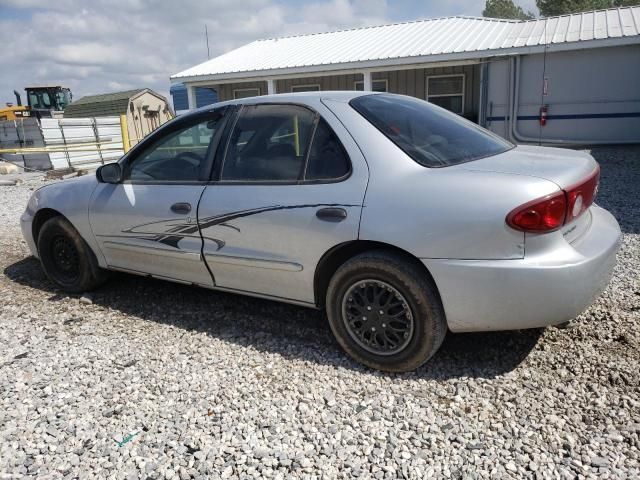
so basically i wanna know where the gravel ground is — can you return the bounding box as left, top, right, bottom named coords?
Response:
left=1, top=147, right=639, bottom=479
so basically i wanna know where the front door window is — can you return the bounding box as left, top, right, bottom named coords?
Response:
left=126, top=114, right=224, bottom=182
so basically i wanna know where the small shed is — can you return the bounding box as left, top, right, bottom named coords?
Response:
left=64, top=88, right=174, bottom=145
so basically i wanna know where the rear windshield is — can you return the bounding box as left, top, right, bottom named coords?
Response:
left=350, top=94, right=513, bottom=168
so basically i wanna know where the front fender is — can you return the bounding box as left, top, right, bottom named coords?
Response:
left=25, top=175, right=106, bottom=266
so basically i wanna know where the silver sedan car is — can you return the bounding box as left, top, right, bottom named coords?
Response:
left=21, top=92, right=621, bottom=371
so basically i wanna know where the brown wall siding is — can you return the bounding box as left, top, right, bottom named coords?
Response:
left=275, top=74, right=361, bottom=93
left=217, top=81, right=268, bottom=102
left=214, top=64, right=481, bottom=120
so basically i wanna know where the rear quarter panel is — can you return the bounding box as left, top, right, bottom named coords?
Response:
left=324, top=97, right=558, bottom=260
left=360, top=166, right=557, bottom=260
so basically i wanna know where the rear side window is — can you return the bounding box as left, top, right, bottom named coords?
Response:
left=222, top=104, right=315, bottom=181
left=305, top=119, right=350, bottom=180
left=350, top=94, right=513, bottom=168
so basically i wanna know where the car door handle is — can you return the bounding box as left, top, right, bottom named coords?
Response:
left=316, top=207, right=347, bottom=222
left=170, top=202, right=192, bottom=214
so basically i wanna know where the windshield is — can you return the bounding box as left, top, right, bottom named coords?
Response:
left=28, top=91, right=52, bottom=109
left=27, top=89, right=70, bottom=110
left=350, top=94, right=513, bottom=168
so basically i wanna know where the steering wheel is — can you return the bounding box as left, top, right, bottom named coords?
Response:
left=176, top=151, right=203, bottom=166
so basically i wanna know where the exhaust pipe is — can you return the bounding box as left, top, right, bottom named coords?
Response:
left=13, top=90, right=22, bottom=106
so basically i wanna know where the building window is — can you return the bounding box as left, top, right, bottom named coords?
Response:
left=233, top=88, right=260, bottom=99
left=291, top=84, right=321, bottom=93
left=426, top=74, right=464, bottom=114
left=354, top=79, right=388, bottom=92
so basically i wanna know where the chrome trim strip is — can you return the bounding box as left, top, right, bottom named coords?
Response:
left=103, top=240, right=202, bottom=261
left=204, top=253, right=303, bottom=272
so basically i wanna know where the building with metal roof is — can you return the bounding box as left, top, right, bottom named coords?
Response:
left=171, top=6, right=640, bottom=145
left=169, top=83, right=218, bottom=114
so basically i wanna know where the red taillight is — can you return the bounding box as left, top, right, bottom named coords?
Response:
left=507, top=191, right=567, bottom=232
left=506, top=166, right=600, bottom=233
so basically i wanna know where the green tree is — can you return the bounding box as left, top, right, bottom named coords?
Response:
left=536, top=0, right=638, bottom=17
left=483, top=0, right=535, bottom=19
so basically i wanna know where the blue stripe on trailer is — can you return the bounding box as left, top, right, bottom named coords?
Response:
left=487, top=112, right=640, bottom=122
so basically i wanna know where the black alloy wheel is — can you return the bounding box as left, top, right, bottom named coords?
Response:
left=341, top=279, right=415, bottom=356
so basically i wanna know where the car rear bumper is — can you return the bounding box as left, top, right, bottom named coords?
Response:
left=20, top=210, right=38, bottom=258
left=423, top=206, right=621, bottom=332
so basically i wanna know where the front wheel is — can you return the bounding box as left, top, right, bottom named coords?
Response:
left=37, top=216, right=108, bottom=293
left=326, top=250, right=446, bottom=372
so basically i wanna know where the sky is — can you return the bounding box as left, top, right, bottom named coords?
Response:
left=0, top=0, right=538, bottom=106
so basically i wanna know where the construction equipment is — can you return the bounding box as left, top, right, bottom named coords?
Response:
left=0, top=91, right=31, bottom=121
left=0, top=86, right=72, bottom=121
left=24, top=86, right=72, bottom=118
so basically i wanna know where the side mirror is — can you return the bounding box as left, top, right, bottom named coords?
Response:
left=97, top=163, right=122, bottom=184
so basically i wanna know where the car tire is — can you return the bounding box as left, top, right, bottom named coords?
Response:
left=326, top=250, right=446, bottom=372
left=37, top=216, right=108, bottom=293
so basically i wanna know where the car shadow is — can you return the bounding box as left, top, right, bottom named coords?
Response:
left=4, top=256, right=542, bottom=380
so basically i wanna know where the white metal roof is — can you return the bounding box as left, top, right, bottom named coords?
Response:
left=172, top=6, right=640, bottom=82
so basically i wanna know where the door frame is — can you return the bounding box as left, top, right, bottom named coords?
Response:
left=195, top=99, right=367, bottom=304
left=115, top=105, right=234, bottom=186
left=209, top=102, right=353, bottom=186
left=87, top=106, right=235, bottom=285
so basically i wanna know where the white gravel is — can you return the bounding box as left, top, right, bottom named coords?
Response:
left=1, top=147, right=639, bottom=479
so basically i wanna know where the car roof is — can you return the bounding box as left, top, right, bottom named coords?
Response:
left=187, top=90, right=382, bottom=116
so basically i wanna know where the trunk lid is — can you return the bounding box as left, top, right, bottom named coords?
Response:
left=457, top=145, right=598, bottom=189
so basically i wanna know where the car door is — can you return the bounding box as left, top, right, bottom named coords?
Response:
left=198, top=101, right=368, bottom=304
left=88, top=108, right=229, bottom=286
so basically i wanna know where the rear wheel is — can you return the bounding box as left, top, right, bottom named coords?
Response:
left=37, top=217, right=108, bottom=293
left=326, top=250, right=446, bottom=372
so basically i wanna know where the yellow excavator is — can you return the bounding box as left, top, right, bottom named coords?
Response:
left=0, top=86, right=72, bottom=121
